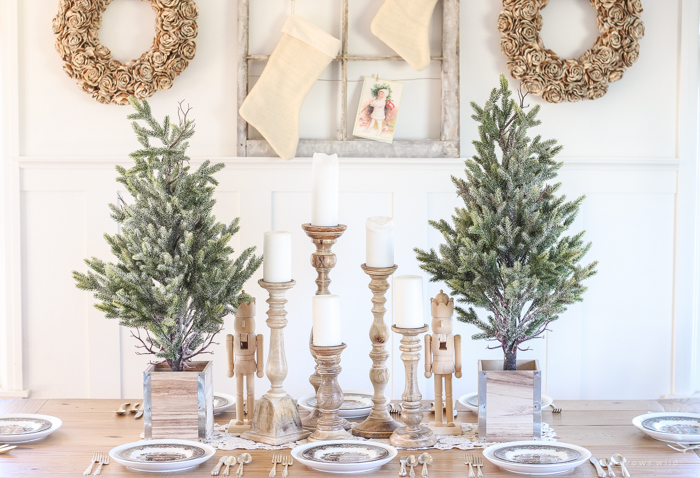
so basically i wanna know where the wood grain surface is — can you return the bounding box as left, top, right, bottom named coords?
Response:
left=0, top=399, right=698, bottom=477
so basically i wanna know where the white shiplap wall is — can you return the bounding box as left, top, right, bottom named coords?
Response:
left=1, top=0, right=698, bottom=400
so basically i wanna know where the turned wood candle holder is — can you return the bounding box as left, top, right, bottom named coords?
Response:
left=241, top=280, right=311, bottom=445
left=301, top=223, right=347, bottom=431
left=307, top=343, right=352, bottom=442
left=390, top=325, right=437, bottom=448
left=352, top=264, right=401, bottom=439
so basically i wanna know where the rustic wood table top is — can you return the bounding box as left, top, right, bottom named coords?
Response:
left=0, top=398, right=698, bottom=477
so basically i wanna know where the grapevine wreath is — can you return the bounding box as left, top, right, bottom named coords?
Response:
left=499, top=0, right=644, bottom=103
left=52, top=0, right=198, bottom=105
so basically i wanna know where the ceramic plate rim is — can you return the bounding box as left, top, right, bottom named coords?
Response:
left=109, top=439, right=216, bottom=472
left=483, top=440, right=591, bottom=475
left=0, top=416, right=52, bottom=435
left=0, top=414, right=62, bottom=442
left=117, top=442, right=208, bottom=463
left=632, top=412, right=700, bottom=443
left=458, top=393, right=553, bottom=413
left=213, top=392, right=236, bottom=415
left=299, top=442, right=391, bottom=464
left=291, top=440, right=397, bottom=472
left=491, top=443, right=582, bottom=465
left=298, top=391, right=374, bottom=411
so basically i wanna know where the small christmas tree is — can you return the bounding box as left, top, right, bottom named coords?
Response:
left=73, top=98, right=262, bottom=372
left=415, top=76, right=597, bottom=371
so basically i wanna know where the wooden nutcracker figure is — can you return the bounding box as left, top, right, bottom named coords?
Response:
left=424, top=290, right=462, bottom=433
left=227, top=292, right=264, bottom=433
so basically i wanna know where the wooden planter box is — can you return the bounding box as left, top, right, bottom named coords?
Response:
left=478, top=359, right=542, bottom=442
left=143, top=361, right=214, bottom=441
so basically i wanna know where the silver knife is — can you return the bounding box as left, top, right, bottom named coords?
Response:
left=590, top=457, right=607, bottom=478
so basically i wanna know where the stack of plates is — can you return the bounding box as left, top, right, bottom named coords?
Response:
left=109, top=439, right=216, bottom=473
left=0, top=414, right=62, bottom=443
left=633, top=412, right=700, bottom=444
left=458, top=392, right=553, bottom=413
left=482, top=441, right=591, bottom=475
left=297, top=391, right=374, bottom=419
left=213, top=393, right=236, bottom=415
left=291, top=440, right=397, bottom=473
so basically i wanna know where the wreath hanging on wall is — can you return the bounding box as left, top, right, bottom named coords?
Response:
left=499, top=0, right=644, bottom=103
left=52, top=0, right=198, bottom=105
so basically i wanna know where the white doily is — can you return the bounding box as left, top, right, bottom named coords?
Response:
left=209, top=422, right=557, bottom=451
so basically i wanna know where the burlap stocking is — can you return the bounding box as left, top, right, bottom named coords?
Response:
left=239, top=14, right=340, bottom=160
left=371, top=0, right=440, bottom=71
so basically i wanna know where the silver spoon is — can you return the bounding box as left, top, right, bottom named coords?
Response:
left=236, top=453, right=252, bottom=477
left=610, top=454, right=630, bottom=478
left=417, top=453, right=433, bottom=477
left=406, top=455, right=417, bottom=478
left=398, top=456, right=408, bottom=477
left=599, top=458, right=615, bottom=477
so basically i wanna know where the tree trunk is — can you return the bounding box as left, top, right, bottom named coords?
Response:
left=504, top=347, right=517, bottom=371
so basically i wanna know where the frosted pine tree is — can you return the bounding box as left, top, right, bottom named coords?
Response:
left=73, top=98, right=262, bottom=372
left=415, top=76, right=597, bottom=371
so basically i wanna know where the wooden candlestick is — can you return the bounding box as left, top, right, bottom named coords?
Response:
left=301, top=223, right=347, bottom=431
left=390, top=325, right=437, bottom=448
left=352, top=264, right=401, bottom=439
left=307, top=343, right=352, bottom=442
left=241, top=280, right=311, bottom=445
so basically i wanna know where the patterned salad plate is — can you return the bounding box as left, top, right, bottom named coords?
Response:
left=0, top=414, right=62, bottom=443
left=633, top=412, right=700, bottom=445
left=458, top=392, right=553, bottom=413
left=298, top=391, right=374, bottom=418
left=291, top=440, right=397, bottom=474
left=483, top=441, right=591, bottom=475
left=109, top=439, right=216, bottom=473
left=213, top=392, right=236, bottom=415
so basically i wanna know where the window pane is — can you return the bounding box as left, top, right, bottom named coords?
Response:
left=247, top=60, right=341, bottom=140
left=346, top=61, right=442, bottom=140
left=347, top=0, right=443, bottom=56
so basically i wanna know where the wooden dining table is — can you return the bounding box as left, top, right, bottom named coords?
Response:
left=0, top=398, right=698, bottom=477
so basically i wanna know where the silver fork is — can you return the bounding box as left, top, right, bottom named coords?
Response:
left=269, top=453, right=280, bottom=477
left=549, top=403, right=562, bottom=413
left=282, top=455, right=293, bottom=477
left=93, top=455, right=110, bottom=476
left=464, top=454, right=475, bottom=478
left=473, top=455, right=484, bottom=478
left=83, top=452, right=102, bottom=475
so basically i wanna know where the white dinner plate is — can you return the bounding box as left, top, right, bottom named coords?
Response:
left=109, top=439, right=216, bottom=473
left=633, top=412, right=700, bottom=445
left=298, top=391, right=373, bottom=418
left=291, top=440, right=397, bottom=474
left=0, top=414, right=62, bottom=443
left=213, top=393, right=236, bottom=416
left=483, top=441, right=591, bottom=475
left=458, top=392, right=553, bottom=413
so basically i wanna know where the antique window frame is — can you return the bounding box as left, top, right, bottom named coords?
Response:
left=236, top=0, right=460, bottom=158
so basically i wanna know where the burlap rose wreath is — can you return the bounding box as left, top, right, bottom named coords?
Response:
left=52, top=0, right=198, bottom=105
left=499, top=0, right=644, bottom=103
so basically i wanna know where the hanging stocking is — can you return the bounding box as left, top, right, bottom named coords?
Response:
left=371, top=0, right=439, bottom=71
left=240, top=14, right=341, bottom=160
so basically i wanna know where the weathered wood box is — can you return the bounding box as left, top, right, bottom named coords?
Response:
left=143, top=361, right=214, bottom=441
left=478, top=359, right=542, bottom=442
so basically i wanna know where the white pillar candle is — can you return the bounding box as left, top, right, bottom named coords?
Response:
left=366, top=216, right=394, bottom=267
left=311, top=153, right=339, bottom=226
left=263, top=231, right=292, bottom=282
left=312, top=294, right=342, bottom=346
left=394, top=275, right=425, bottom=328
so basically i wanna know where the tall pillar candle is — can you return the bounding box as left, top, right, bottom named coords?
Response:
left=311, top=153, right=339, bottom=226
left=366, top=217, right=394, bottom=268
left=312, top=294, right=342, bottom=346
left=263, top=231, right=292, bottom=283
left=394, top=275, right=424, bottom=328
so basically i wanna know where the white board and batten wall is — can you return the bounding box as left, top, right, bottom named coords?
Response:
left=0, top=0, right=698, bottom=401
